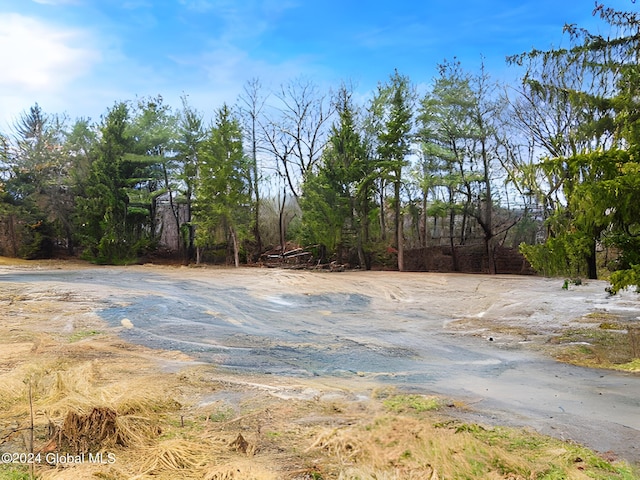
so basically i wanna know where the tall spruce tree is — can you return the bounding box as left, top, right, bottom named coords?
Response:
left=300, top=86, right=370, bottom=266
left=127, top=96, right=179, bottom=252
left=3, top=104, right=68, bottom=258
left=76, top=102, right=135, bottom=263
left=372, top=71, right=414, bottom=271
left=418, top=61, right=476, bottom=271
left=175, top=96, right=205, bottom=263
left=194, top=104, right=249, bottom=267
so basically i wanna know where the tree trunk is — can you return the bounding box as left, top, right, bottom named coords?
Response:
left=163, top=162, right=181, bottom=254
left=379, top=181, right=386, bottom=241
left=9, top=214, right=19, bottom=257
left=183, top=186, right=194, bottom=265
left=421, top=194, right=428, bottom=248
left=251, top=117, right=262, bottom=260
left=252, top=198, right=261, bottom=260
left=65, top=225, right=74, bottom=256
left=359, top=190, right=371, bottom=270
left=486, top=236, right=496, bottom=274
left=357, top=240, right=367, bottom=270
left=230, top=227, right=240, bottom=268
left=353, top=197, right=367, bottom=270
left=397, top=213, right=404, bottom=271
left=447, top=185, right=459, bottom=271
left=449, top=208, right=459, bottom=272
left=279, top=189, right=287, bottom=255
left=395, top=174, right=404, bottom=271
left=482, top=137, right=494, bottom=274
left=587, top=239, right=598, bottom=279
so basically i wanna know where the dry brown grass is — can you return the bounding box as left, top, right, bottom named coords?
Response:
left=202, top=459, right=279, bottom=480
left=303, top=416, right=630, bottom=479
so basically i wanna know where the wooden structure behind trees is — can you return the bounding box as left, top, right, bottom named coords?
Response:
left=403, top=245, right=535, bottom=275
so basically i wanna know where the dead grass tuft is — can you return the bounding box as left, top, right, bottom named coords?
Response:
left=51, top=407, right=121, bottom=453
left=136, top=438, right=209, bottom=476
left=37, top=463, right=126, bottom=480
left=229, top=432, right=252, bottom=454
left=203, top=459, right=278, bottom=480
left=306, top=427, right=361, bottom=461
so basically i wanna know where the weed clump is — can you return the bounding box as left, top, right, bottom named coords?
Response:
left=383, top=394, right=440, bottom=413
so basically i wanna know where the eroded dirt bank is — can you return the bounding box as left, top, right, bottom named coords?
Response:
left=1, top=260, right=638, bottom=478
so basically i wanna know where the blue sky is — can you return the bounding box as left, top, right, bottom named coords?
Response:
left=0, top=0, right=635, bottom=129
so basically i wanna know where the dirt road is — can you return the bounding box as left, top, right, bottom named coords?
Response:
left=2, top=264, right=639, bottom=463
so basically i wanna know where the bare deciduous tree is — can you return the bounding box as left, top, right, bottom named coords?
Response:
left=262, top=78, right=334, bottom=201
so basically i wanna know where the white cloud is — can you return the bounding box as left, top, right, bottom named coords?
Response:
left=0, top=0, right=312, bottom=128
left=169, top=40, right=324, bottom=97
left=0, top=13, right=101, bottom=128
left=0, top=13, right=99, bottom=92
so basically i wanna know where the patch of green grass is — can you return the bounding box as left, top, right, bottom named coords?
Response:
left=68, top=329, right=101, bottom=342
left=554, top=328, right=620, bottom=345
left=458, top=422, right=638, bottom=479
left=382, top=394, right=440, bottom=413
left=576, top=344, right=596, bottom=355
left=433, top=419, right=457, bottom=429
left=491, top=455, right=530, bottom=478
left=467, top=457, right=487, bottom=476
left=599, top=322, right=626, bottom=330
left=585, top=311, right=620, bottom=321
left=317, top=415, right=638, bottom=480
left=400, top=449, right=412, bottom=459
left=551, top=326, right=638, bottom=369
left=539, top=465, right=568, bottom=480
left=455, top=423, right=487, bottom=435
left=563, top=278, right=583, bottom=289
left=207, top=406, right=235, bottom=422
left=0, top=465, right=30, bottom=480
left=616, top=358, right=640, bottom=372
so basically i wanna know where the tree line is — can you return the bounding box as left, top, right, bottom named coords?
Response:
left=1, top=3, right=639, bottom=292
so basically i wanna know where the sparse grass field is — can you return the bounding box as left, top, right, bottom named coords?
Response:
left=548, top=312, right=640, bottom=372
left=0, top=338, right=636, bottom=479
left=0, top=262, right=638, bottom=479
